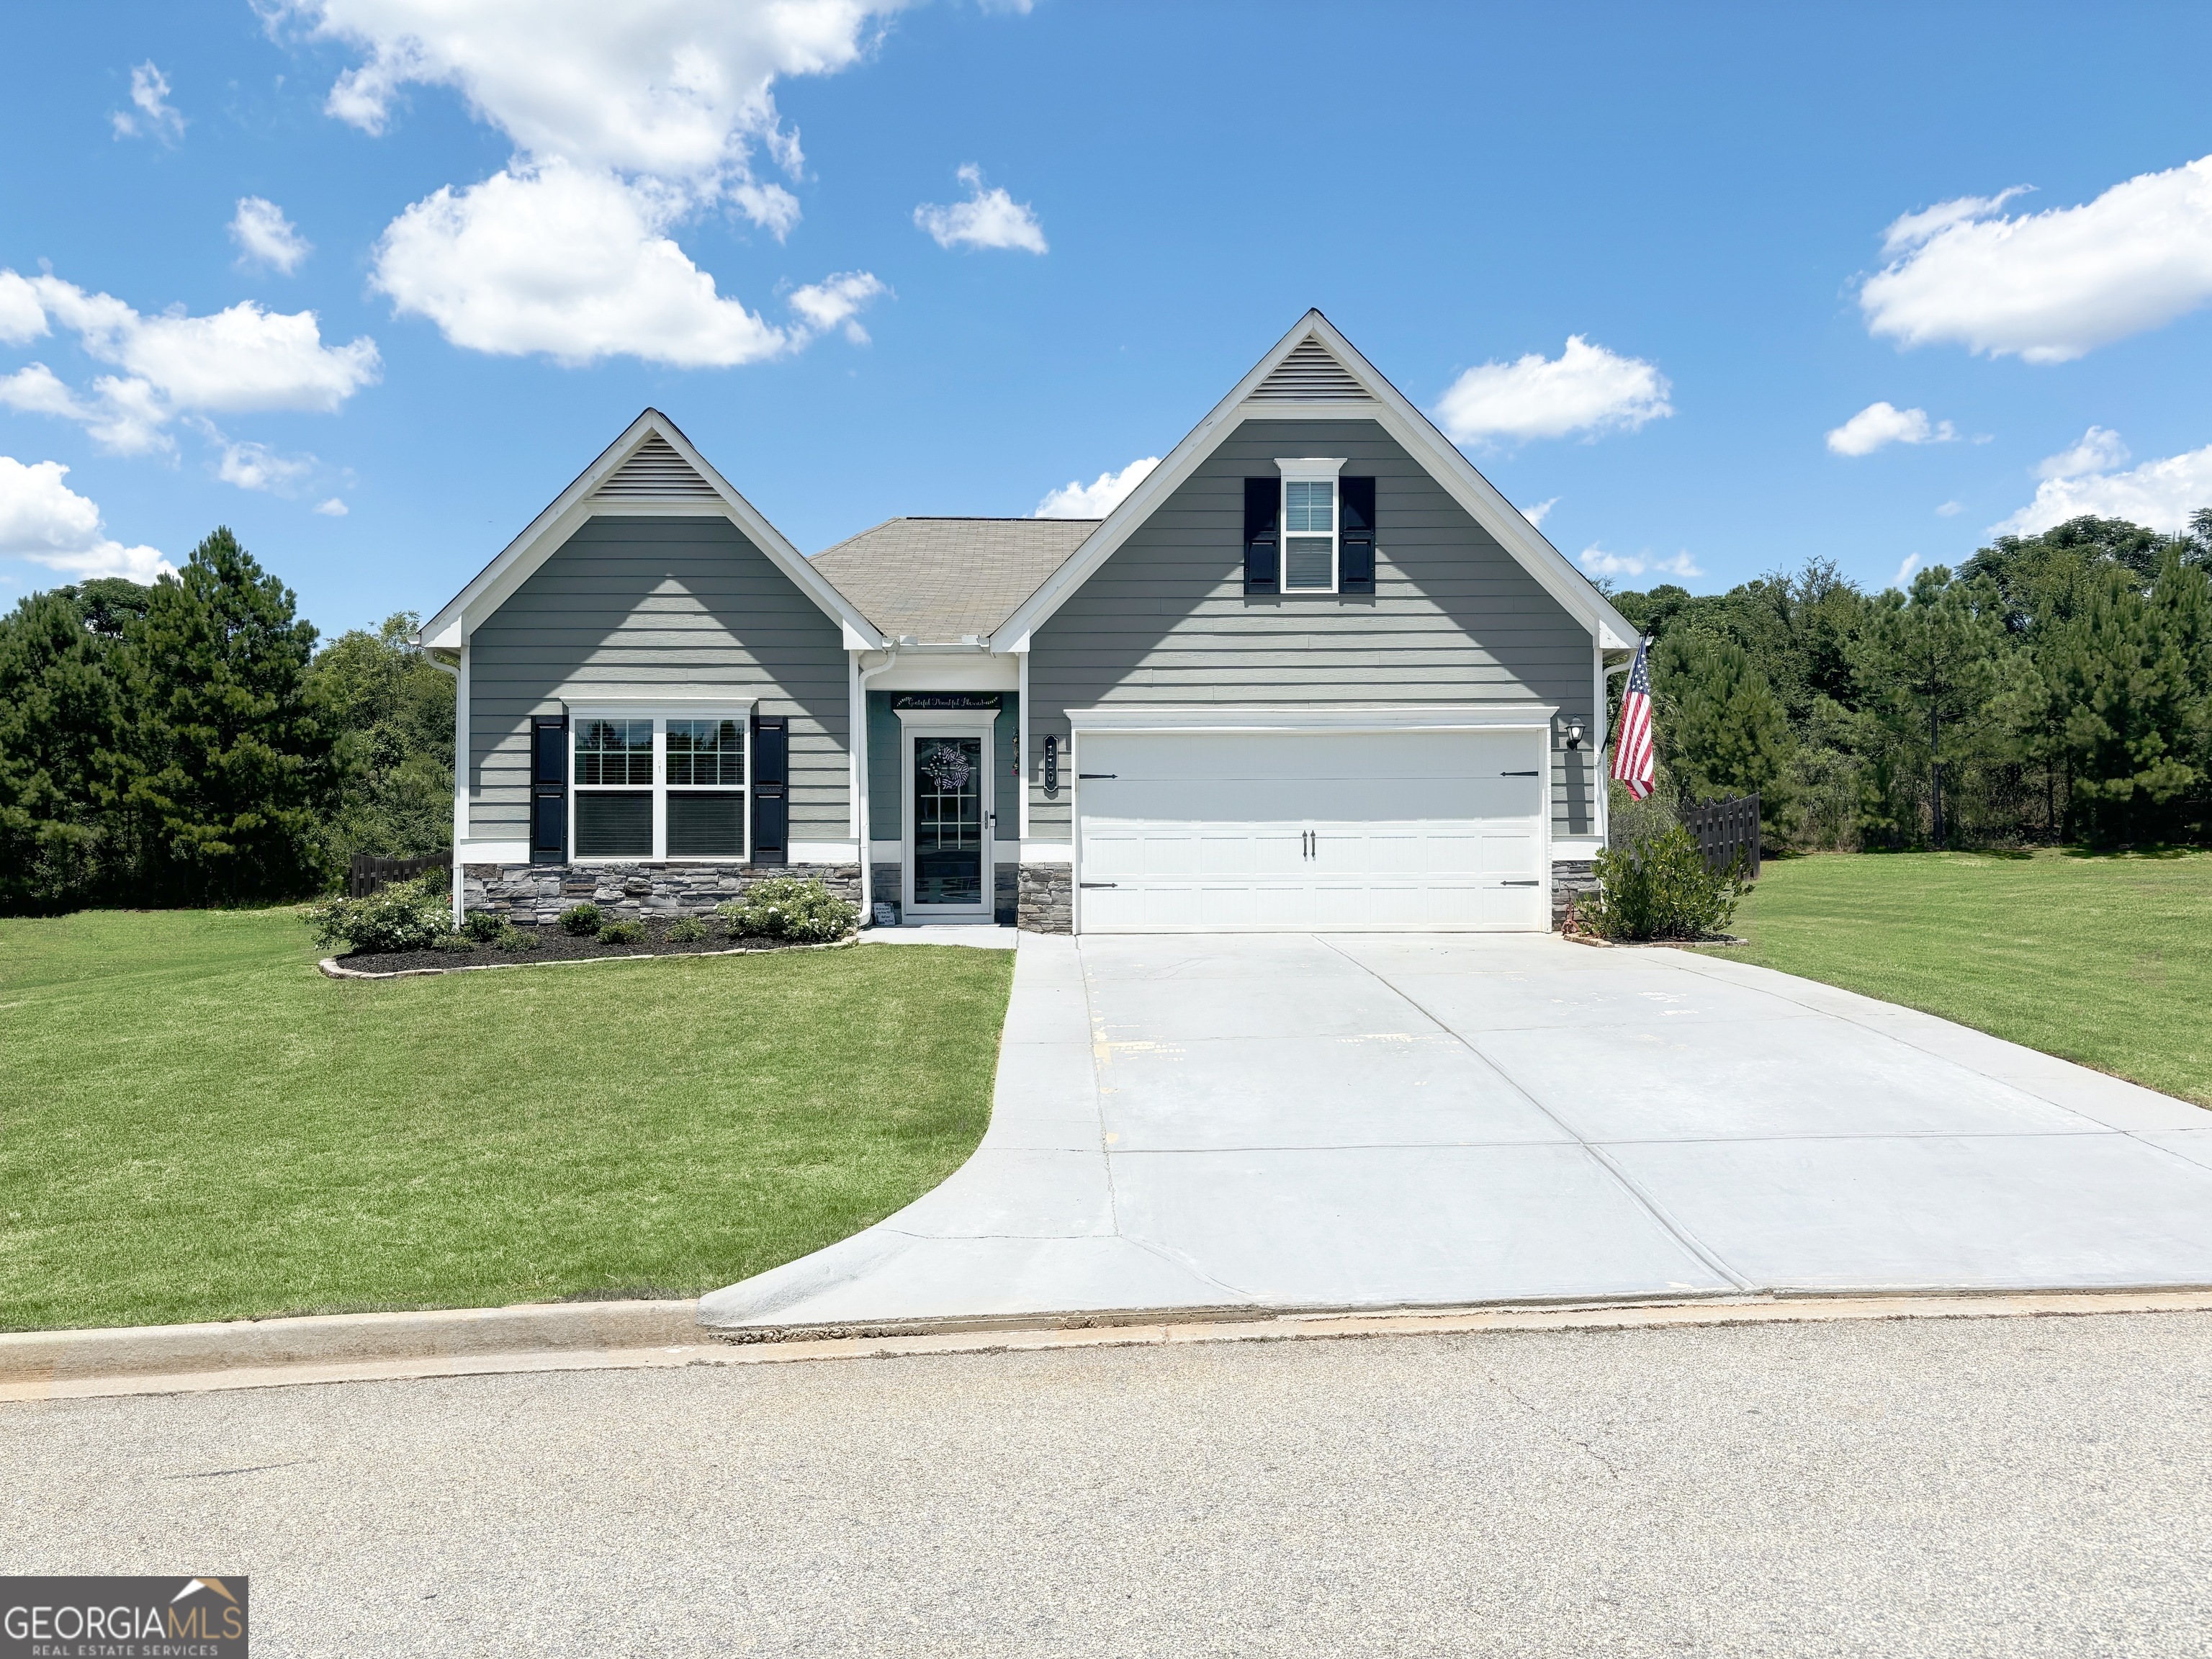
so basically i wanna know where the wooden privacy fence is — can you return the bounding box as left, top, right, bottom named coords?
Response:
left=349, top=850, right=451, bottom=899
left=1678, top=793, right=1761, bottom=879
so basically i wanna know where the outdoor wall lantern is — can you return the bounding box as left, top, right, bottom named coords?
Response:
left=1565, top=717, right=1586, bottom=750
left=1044, top=734, right=1059, bottom=799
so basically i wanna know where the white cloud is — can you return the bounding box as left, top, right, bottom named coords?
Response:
left=1825, top=400, right=1957, bottom=457
left=371, top=161, right=877, bottom=365
left=1936, top=500, right=1963, bottom=517
left=0, top=365, right=172, bottom=457
left=1993, top=431, right=2212, bottom=536
left=1035, top=456, right=1158, bottom=518
left=2035, top=424, right=2128, bottom=480
left=1519, top=496, right=1559, bottom=529
left=276, top=1, right=901, bottom=367
left=914, top=165, right=1048, bottom=254
left=1434, top=336, right=1672, bottom=445
left=0, top=456, right=171, bottom=580
left=230, top=197, right=313, bottom=274
left=314, top=496, right=349, bottom=516
left=1578, top=545, right=1699, bottom=582
left=1893, top=554, right=1923, bottom=586
left=112, top=62, right=185, bottom=143
left=215, top=439, right=318, bottom=493
left=1860, top=156, right=2212, bottom=363
left=0, top=271, right=45, bottom=344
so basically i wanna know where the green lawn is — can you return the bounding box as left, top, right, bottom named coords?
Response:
left=0, top=910, right=1012, bottom=1332
left=1724, top=849, right=2212, bottom=1107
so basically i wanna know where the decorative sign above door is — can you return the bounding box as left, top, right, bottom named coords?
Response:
left=892, top=693, right=1002, bottom=710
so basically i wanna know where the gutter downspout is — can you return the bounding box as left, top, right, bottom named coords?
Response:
left=854, top=649, right=902, bottom=922
left=418, top=639, right=464, bottom=925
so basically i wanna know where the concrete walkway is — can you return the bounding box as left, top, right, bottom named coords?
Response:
left=700, top=933, right=2212, bottom=1332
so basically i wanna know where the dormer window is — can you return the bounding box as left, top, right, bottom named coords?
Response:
left=1275, top=458, right=1347, bottom=592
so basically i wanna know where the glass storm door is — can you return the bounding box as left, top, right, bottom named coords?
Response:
left=912, top=736, right=986, bottom=909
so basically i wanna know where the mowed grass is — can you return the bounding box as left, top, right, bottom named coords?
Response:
left=0, top=910, right=1012, bottom=1332
left=1725, top=849, right=2212, bottom=1107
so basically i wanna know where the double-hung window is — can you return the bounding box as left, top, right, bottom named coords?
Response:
left=1277, top=458, right=1347, bottom=593
left=571, top=711, right=750, bottom=860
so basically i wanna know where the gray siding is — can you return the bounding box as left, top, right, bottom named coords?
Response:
left=1026, top=418, right=1598, bottom=840
left=469, top=516, right=849, bottom=843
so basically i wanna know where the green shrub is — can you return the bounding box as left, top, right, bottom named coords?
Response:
left=493, top=923, right=539, bottom=953
left=558, top=902, right=603, bottom=936
left=430, top=930, right=476, bottom=953
left=597, top=918, right=647, bottom=945
left=462, top=910, right=505, bottom=943
left=716, top=877, right=857, bottom=943
left=665, top=915, right=709, bottom=943
left=1587, top=824, right=1748, bottom=942
left=302, top=873, right=451, bottom=954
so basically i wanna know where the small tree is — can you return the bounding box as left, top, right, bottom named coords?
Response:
left=1653, top=632, right=1796, bottom=838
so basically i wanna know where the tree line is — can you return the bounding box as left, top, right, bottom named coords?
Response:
left=1612, top=512, right=2212, bottom=850
left=0, top=528, right=453, bottom=914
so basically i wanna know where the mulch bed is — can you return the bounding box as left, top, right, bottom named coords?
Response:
left=335, top=918, right=841, bottom=976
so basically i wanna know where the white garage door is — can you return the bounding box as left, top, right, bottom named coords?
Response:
left=1074, top=727, right=1550, bottom=933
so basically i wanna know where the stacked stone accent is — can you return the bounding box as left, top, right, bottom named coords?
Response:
left=1550, top=859, right=1600, bottom=929
left=462, top=862, right=860, bottom=927
left=1017, top=863, right=1072, bottom=933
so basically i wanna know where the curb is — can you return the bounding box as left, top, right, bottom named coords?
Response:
left=7, top=1287, right=2212, bottom=1403
left=0, top=1299, right=702, bottom=1391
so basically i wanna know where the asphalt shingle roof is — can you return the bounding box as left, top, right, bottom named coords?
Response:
left=810, top=517, right=1099, bottom=643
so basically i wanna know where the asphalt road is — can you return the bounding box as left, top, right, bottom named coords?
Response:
left=6, top=1312, right=2211, bottom=1658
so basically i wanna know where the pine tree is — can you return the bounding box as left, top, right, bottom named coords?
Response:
left=122, top=527, right=335, bottom=902
left=0, top=590, right=130, bottom=909
left=1653, top=632, right=1797, bottom=837
left=1848, top=568, right=2005, bottom=846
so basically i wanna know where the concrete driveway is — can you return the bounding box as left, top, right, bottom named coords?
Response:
left=700, top=933, right=2212, bottom=1332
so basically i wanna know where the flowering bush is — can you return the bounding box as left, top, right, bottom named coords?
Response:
left=716, top=877, right=857, bottom=943
left=302, top=872, right=451, bottom=954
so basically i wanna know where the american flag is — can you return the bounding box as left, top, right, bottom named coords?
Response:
left=1610, top=635, right=1656, bottom=801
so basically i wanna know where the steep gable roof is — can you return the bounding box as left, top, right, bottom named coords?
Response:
left=812, top=517, right=1097, bottom=644
left=988, top=311, right=1639, bottom=652
left=418, top=410, right=885, bottom=651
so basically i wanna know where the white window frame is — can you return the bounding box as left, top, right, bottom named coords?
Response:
left=1276, top=457, right=1347, bottom=595
left=897, top=708, right=997, bottom=920
left=568, top=699, right=756, bottom=863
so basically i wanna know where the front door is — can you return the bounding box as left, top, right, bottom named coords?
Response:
left=908, top=732, right=991, bottom=917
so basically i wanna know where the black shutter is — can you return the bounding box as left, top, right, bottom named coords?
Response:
left=1243, top=477, right=1279, bottom=595
left=530, top=712, right=567, bottom=860
left=1340, top=476, right=1376, bottom=593
left=751, top=714, right=788, bottom=863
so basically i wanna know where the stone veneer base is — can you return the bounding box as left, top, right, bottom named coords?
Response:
left=1017, top=863, right=1072, bottom=934
left=462, top=862, right=861, bottom=927
left=1551, top=858, right=1600, bottom=929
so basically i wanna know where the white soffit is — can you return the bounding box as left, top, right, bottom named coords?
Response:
left=420, top=410, right=886, bottom=650
left=987, top=311, right=1638, bottom=652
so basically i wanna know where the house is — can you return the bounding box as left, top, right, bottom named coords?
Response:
left=417, top=311, right=1638, bottom=934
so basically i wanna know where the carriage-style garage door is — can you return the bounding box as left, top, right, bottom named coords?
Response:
left=1072, top=726, right=1550, bottom=933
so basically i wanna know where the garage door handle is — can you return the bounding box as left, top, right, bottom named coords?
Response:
left=1079, top=882, right=1118, bottom=889
left=1502, top=879, right=1540, bottom=886
left=1078, top=773, right=1116, bottom=779
left=1501, top=770, right=1540, bottom=777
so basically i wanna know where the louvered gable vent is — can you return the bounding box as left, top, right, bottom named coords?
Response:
left=1249, top=339, right=1371, bottom=403
left=592, top=433, right=718, bottom=499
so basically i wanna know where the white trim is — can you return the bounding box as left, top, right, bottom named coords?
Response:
left=1276, top=457, right=1346, bottom=595
left=847, top=655, right=863, bottom=848
left=902, top=715, right=997, bottom=920
left=421, top=410, right=888, bottom=649
left=986, top=312, right=1637, bottom=652
left=1274, top=456, right=1348, bottom=479
left=1552, top=837, right=1606, bottom=862
left=1017, top=647, right=1032, bottom=840
left=788, top=840, right=860, bottom=863
left=1019, top=841, right=1074, bottom=864
left=563, top=693, right=756, bottom=714
left=868, top=839, right=904, bottom=862
left=457, top=839, right=529, bottom=863
left=867, top=656, right=1017, bottom=691
left=1063, top=703, right=1557, bottom=734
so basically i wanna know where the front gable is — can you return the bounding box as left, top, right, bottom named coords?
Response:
left=992, top=312, right=1636, bottom=652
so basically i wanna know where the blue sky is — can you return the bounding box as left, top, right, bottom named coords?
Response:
left=6, top=1, right=2212, bottom=635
